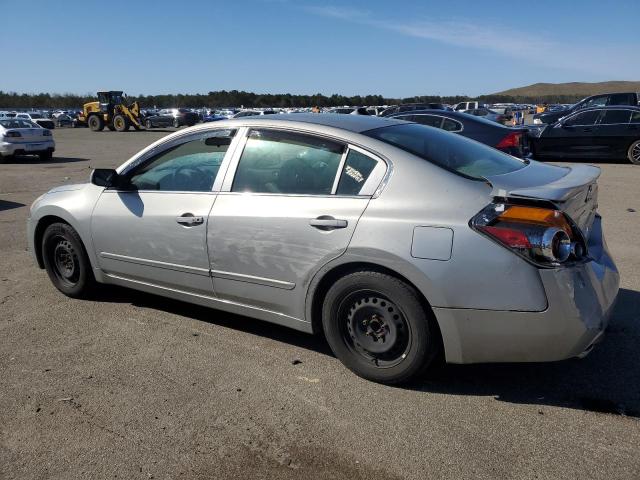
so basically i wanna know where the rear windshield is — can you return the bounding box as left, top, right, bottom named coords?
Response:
left=364, top=123, right=526, bottom=180
left=0, top=119, right=39, bottom=128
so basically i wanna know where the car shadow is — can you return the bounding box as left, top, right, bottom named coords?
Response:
left=0, top=200, right=26, bottom=212
left=416, top=288, right=640, bottom=417
left=91, top=285, right=639, bottom=417
left=2, top=156, right=89, bottom=164
left=92, top=286, right=333, bottom=356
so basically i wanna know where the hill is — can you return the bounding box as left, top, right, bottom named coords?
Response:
left=492, top=81, right=640, bottom=98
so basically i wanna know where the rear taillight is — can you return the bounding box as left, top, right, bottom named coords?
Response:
left=4, top=131, right=21, bottom=138
left=496, top=132, right=521, bottom=149
left=43, top=129, right=52, bottom=136
left=471, top=204, right=586, bottom=267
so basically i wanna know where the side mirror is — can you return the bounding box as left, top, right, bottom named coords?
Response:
left=90, top=168, right=118, bottom=187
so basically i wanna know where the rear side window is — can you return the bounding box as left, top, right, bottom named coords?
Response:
left=564, top=110, right=601, bottom=126
left=599, top=110, right=631, bottom=124
left=232, top=129, right=344, bottom=195
left=442, top=118, right=462, bottom=132
left=364, top=123, right=526, bottom=180
left=608, top=93, right=635, bottom=105
left=412, top=115, right=443, bottom=128
left=631, top=111, right=640, bottom=124
left=336, top=150, right=378, bottom=195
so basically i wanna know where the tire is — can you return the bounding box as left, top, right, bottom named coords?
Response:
left=173, top=118, right=180, bottom=128
left=322, top=271, right=438, bottom=384
left=628, top=139, right=640, bottom=165
left=113, top=114, right=130, bottom=132
left=39, top=151, right=53, bottom=161
left=145, top=119, right=152, bottom=129
left=88, top=115, right=105, bottom=132
left=41, top=223, right=95, bottom=298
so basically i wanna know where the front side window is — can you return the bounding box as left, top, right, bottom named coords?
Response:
left=128, top=130, right=235, bottom=191
left=564, top=110, right=601, bottom=126
left=582, top=96, right=607, bottom=109
left=364, top=123, right=526, bottom=180
left=232, top=129, right=344, bottom=195
left=336, top=149, right=378, bottom=195
left=599, top=109, right=631, bottom=125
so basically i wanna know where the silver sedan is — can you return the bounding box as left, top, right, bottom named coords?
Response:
left=27, top=114, right=619, bottom=383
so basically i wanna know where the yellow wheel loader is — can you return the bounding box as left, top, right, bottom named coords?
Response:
left=78, top=91, right=144, bottom=132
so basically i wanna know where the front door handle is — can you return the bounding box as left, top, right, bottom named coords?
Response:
left=309, top=216, right=348, bottom=231
left=176, top=213, right=204, bottom=226
left=582, top=127, right=593, bottom=132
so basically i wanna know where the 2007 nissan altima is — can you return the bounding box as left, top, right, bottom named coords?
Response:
left=27, top=114, right=619, bottom=384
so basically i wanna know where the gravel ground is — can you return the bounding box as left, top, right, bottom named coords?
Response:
left=1, top=127, right=639, bottom=479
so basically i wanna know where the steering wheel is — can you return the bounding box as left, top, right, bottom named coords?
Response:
left=172, top=164, right=210, bottom=191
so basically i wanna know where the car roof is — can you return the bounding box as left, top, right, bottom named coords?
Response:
left=565, top=105, right=640, bottom=114
left=223, top=113, right=405, bottom=133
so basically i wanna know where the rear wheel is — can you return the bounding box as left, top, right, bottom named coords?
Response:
left=322, top=271, right=438, bottom=384
left=113, top=114, right=130, bottom=132
left=145, top=119, right=152, bottom=129
left=88, top=115, right=105, bottom=132
left=41, top=222, right=95, bottom=298
left=628, top=140, right=640, bottom=165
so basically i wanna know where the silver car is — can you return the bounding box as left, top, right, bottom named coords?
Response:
left=27, top=114, right=619, bottom=384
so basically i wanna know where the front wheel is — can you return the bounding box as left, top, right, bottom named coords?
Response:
left=322, top=271, right=438, bottom=384
left=42, top=223, right=95, bottom=298
left=628, top=140, right=640, bottom=165
left=173, top=118, right=180, bottom=128
left=113, top=114, right=129, bottom=132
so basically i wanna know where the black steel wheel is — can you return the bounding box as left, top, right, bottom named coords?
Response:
left=42, top=222, right=95, bottom=298
left=322, top=270, right=438, bottom=384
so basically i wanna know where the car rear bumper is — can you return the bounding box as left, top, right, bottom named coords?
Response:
left=434, top=215, right=620, bottom=364
left=1, top=140, right=55, bottom=156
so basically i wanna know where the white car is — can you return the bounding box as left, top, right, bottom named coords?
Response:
left=0, top=118, right=55, bottom=161
left=15, top=112, right=56, bottom=129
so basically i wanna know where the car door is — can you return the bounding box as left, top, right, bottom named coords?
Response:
left=594, top=109, right=633, bottom=157
left=207, top=128, right=387, bottom=321
left=537, top=109, right=602, bottom=158
left=91, top=128, right=239, bottom=295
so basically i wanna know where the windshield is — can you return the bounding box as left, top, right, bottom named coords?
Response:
left=0, top=119, right=39, bottom=128
left=364, top=123, right=526, bottom=180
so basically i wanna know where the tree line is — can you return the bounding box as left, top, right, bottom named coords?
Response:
left=0, top=90, right=589, bottom=109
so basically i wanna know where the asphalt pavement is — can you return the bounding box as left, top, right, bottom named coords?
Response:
left=1, top=127, right=639, bottom=479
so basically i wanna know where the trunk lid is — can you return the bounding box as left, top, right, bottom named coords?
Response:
left=484, top=161, right=600, bottom=238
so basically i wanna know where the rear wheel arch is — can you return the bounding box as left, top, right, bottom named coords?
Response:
left=308, top=261, right=444, bottom=358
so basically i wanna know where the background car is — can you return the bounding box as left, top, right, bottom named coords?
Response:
left=144, top=108, right=199, bottom=128
left=533, top=92, right=639, bottom=125
left=54, top=114, right=74, bottom=128
left=380, top=103, right=447, bottom=116
left=529, top=106, right=640, bottom=164
left=0, top=118, right=55, bottom=161
left=389, top=109, right=530, bottom=157
left=15, top=112, right=55, bottom=129
left=463, top=107, right=506, bottom=124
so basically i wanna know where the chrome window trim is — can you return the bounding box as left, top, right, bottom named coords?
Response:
left=343, top=144, right=388, bottom=197
left=399, top=113, right=464, bottom=133
left=330, top=148, right=349, bottom=195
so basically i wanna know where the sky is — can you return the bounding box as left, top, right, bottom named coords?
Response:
left=1, top=0, right=639, bottom=97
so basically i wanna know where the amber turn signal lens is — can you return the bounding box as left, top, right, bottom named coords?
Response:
left=499, top=206, right=572, bottom=237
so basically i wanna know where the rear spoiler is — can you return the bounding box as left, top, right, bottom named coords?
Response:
left=485, top=163, right=601, bottom=202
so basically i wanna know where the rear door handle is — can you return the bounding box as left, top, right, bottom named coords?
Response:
left=176, top=213, right=204, bottom=226
left=309, top=216, right=348, bottom=230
